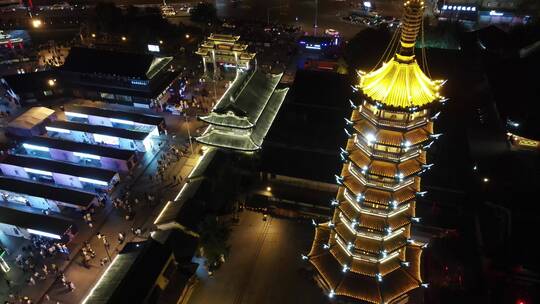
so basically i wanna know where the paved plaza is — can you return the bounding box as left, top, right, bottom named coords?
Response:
left=189, top=210, right=328, bottom=304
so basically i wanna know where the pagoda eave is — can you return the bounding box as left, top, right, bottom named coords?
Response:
left=308, top=225, right=424, bottom=304
left=357, top=92, right=445, bottom=112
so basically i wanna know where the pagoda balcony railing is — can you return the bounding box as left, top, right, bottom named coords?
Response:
left=335, top=235, right=401, bottom=264
left=359, top=107, right=428, bottom=130
left=338, top=213, right=407, bottom=243
left=343, top=189, right=411, bottom=218
left=353, top=135, right=421, bottom=162
left=348, top=163, right=414, bottom=192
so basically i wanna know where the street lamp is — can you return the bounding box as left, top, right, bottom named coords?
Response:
left=121, top=36, right=127, bottom=41
left=159, top=40, right=163, bottom=44
left=91, top=33, right=96, bottom=38
left=31, top=19, right=42, bottom=28
left=266, top=186, right=271, bottom=192
left=483, top=177, right=489, bottom=183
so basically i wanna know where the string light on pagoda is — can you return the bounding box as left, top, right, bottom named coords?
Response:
left=416, top=191, right=427, bottom=197
left=365, top=133, right=376, bottom=145
left=328, top=290, right=335, bottom=298
left=430, top=133, right=443, bottom=140
left=361, top=166, right=368, bottom=175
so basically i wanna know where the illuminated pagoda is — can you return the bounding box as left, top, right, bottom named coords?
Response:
left=195, top=68, right=288, bottom=152
left=307, top=0, right=447, bottom=303
left=195, top=33, right=256, bottom=75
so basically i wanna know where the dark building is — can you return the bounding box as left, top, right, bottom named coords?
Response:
left=254, top=70, right=350, bottom=217
left=61, top=47, right=178, bottom=108
left=1, top=70, right=62, bottom=105
left=2, top=47, right=179, bottom=108
left=82, top=230, right=198, bottom=304
left=478, top=26, right=540, bottom=151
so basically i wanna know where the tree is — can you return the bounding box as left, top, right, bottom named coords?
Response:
left=198, top=215, right=230, bottom=267
left=190, top=3, right=218, bottom=23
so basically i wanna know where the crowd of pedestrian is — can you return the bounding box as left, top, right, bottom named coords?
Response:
left=3, top=236, right=72, bottom=303
left=38, top=44, right=69, bottom=68
left=80, top=242, right=96, bottom=268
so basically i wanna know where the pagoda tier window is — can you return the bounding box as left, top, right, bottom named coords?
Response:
left=381, top=110, right=407, bottom=121
left=373, top=144, right=400, bottom=154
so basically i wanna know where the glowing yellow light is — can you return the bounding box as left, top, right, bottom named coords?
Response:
left=32, top=19, right=42, bottom=28
left=159, top=40, right=163, bottom=44
left=359, top=58, right=445, bottom=108
left=91, top=33, right=96, bottom=38
left=266, top=186, right=271, bottom=192
left=121, top=36, right=127, bottom=41
left=47, top=79, right=56, bottom=87
left=185, top=34, right=190, bottom=39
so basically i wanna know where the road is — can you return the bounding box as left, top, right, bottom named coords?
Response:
left=188, top=210, right=327, bottom=304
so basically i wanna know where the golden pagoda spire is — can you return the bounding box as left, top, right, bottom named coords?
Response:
left=396, top=0, right=425, bottom=62
left=357, top=0, right=445, bottom=109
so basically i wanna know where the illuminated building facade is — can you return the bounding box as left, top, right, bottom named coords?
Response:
left=307, top=0, right=446, bottom=303
left=195, top=34, right=256, bottom=75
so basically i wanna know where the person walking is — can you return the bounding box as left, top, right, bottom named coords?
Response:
left=117, top=232, right=125, bottom=244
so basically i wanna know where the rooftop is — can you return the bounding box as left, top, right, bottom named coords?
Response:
left=203, top=70, right=283, bottom=127
left=208, top=33, right=240, bottom=42
left=1, top=154, right=118, bottom=182
left=82, top=240, right=172, bottom=304
left=358, top=59, right=444, bottom=109
left=23, top=137, right=135, bottom=161
left=261, top=70, right=350, bottom=183
left=0, top=176, right=96, bottom=208
left=0, top=203, right=74, bottom=237
left=196, top=88, right=288, bottom=152
left=2, top=70, right=60, bottom=93
left=8, top=107, right=55, bottom=130
left=62, top=47, right=172, bottom=80
left=47, top=120, right=150, bottom=141
left=65, top=105, right=164, bottom=126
